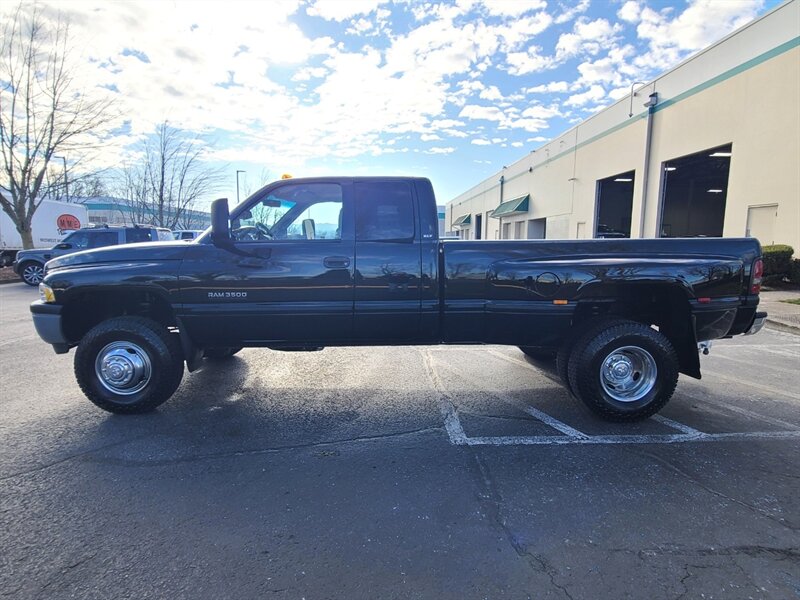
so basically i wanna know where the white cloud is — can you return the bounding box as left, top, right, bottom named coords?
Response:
left=424, top=146, right=456, bottom=154
left=511, top=141, right=524, bottom=147
left=525, top=81, right=569, bottom=93
left=505, top=45, right=556, bottom=75
left=636, top=0, right=762, bottom=61
left=555, top=0, right=590, bottom=25
left=443, top=128, right=469, bottom=138
left=564, top=84, right=607, bottom=107
left=421, top=133, right=442, bottom=141
left=431, top=119, right=466, bottom=129
left=521, top=104, right=561, bottom=119
left=479, top=85, right=503, bottom=101
left=617, top=1, right=641, bottom=23
left=292, top=67, right=328, bottom=81
left=459, top=105, right=506, bottom=121
left=576, top=45, right=636, bottom=86
left=496, top=11, right=554, bottom=50
left=556, top=17, right=623, bottom=60
left=306, top=0, right=389, bottom=22
left=471, top=138, right=492, bottom=145
left=506, top=117, right=549, bottom=132
left=481, top=0, right=547, bottom=17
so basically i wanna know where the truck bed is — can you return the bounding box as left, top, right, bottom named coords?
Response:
left=441, top=237, right=761, bottom=346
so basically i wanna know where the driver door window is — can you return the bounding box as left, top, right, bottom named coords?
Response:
left=232, top=183, right=343, bottom=242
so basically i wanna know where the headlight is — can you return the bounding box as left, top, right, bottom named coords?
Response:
left=39, top=283, right=56, bottom=303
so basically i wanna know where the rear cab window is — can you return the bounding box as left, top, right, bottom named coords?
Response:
left=355, top=181, right=415, bottom=241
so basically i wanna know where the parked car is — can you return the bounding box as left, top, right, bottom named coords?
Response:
left=31, top=177, right=766, bottom=421
left=172, top=229, right=204, bottom=241
left=14, top=225, right=172, bottom=285
left=0, top=199, right=89, bottom=267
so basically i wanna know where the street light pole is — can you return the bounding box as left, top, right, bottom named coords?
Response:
left=54, top=155, right=68, bottom=202
left=236, top=170, right=246, bottom=204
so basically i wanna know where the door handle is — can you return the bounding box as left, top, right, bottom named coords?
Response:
left=323, top=256, right=351, bottom=269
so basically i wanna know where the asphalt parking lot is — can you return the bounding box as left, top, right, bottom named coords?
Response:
left=1, top=281, right=799, bottom=599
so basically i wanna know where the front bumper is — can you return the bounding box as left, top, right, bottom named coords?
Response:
left=30, top=301, right=69, bottom=353
left=745, top=311, right=768, bottom=336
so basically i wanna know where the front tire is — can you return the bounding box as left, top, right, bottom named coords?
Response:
left=74, top=317, right=184, bottom=414
left=20, top=261, right=45, bottom=286
left=567, top=320, right=678, bottom=422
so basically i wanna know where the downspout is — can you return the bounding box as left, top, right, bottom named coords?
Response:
left=638, top=92, right=658, bottom=238
left=498, top=173, right=505, bottom=239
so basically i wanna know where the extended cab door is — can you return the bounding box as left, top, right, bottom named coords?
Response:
left=353, top=180, right=423, bottom=342
left=178, top=180, right=355, bottom=346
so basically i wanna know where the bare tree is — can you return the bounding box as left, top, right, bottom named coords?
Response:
left=0, top=5, right=114, bottom=248
left=46, top=170, right=108, bottom=202
left=116, top=122, right=224, bottom=229
left=69, top=174, right=108, bottom=199
left=240, top=167, right=273, bottom=198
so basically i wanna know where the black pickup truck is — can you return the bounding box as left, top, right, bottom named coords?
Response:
left=30, top=177, right=767, bottom=421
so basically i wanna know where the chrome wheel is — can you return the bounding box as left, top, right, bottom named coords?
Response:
left=94, top=341, right=152, bottom=396
left=22, top=263, right=44, bottom=285
left=599, top=345, right=657, bottom=402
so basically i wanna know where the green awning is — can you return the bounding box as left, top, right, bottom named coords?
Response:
left=452, top=214, right=471, bottom=228
left=491, top=194, right=530, bottom=218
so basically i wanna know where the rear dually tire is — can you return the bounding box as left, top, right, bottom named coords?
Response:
left=567, top=320, right=679, bottom=422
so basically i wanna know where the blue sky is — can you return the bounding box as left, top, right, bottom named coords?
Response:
left=4, top=0, right=782, bottom=206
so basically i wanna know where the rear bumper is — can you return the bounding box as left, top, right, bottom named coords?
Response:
left=745, top=311, right=767, bottom=336
left=691, top=296, right=761, bottom=340
left=30, top=301, right=69, bottom=353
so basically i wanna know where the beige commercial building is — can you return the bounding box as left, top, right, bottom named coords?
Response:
left=446, top=0, right=800, bottom=252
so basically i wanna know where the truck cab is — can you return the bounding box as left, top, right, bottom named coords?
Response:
left=180, top=177, right=440, bottom=347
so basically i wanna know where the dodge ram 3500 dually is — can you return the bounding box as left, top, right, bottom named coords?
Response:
left=30, top=177, right=767, bottom=421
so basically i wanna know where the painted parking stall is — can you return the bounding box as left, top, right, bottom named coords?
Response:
left=423, top=331, right=800, bottom=447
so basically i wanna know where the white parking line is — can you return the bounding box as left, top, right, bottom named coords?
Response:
left=454, top=430, right=800, bottom=446
left=524, top=406, right=588, bottom=439
left=651, top=414, right=705, bottom=435
left=436, top=388, right=800, bottom=446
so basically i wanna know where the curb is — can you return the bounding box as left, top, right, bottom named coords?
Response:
left=765, top=318, right=800, bottom=335
left=0, top=278, right=21, bottom=285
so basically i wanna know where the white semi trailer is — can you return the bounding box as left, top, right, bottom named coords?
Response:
left=0, top=200, right=89, bottom=266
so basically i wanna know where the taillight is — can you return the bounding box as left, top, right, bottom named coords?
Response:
left=751, top=258, right=763, bottom=294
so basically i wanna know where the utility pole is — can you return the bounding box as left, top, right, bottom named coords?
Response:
left=54, top=155, right=68, bottom=202
left=236, top=170, right=246, bottom=204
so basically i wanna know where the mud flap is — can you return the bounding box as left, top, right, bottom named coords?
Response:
left=176, top=318, right=203, bottom=372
